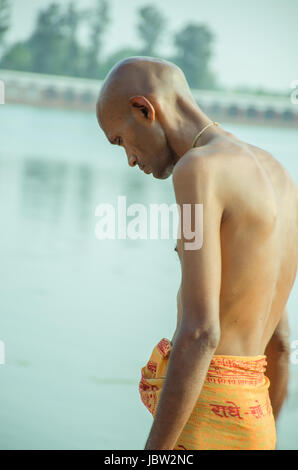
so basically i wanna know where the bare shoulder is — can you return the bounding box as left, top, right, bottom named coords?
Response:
left=173, top=148, right=210, bottom=174
left=172, top=137, right=297, bottom=219
left=172, top=147, right=223, bottom=186
left=172, top=145, right=237, bottom=209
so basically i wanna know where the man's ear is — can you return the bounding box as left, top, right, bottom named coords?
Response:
left=129, top=95, right=155, bottom=121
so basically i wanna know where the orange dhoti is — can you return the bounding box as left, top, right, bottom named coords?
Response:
left=139, top=338, right=277, bottom=450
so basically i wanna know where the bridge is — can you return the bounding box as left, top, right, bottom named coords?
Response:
left=0, top=69, right=297, bottom=127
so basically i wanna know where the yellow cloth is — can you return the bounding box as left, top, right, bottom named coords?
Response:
left=139, top=338, right=277, bottom=450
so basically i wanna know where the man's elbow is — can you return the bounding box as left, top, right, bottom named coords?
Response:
left=179, top=317, right=221, bottom=351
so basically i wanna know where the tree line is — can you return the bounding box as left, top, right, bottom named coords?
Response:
left=0, top=0, right=216, bottom=89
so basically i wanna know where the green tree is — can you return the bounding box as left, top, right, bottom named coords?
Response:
left=0, top=0, right=10, bottom=46
left=173, top=23, right=216, bottom=89
left=27, top=2, right=67, bottom=75
left=0, top=41, right=32, bottom=70
left=85, top=0, right=110, bottom=78
left=137, top=5, right=166, bottom=56
left=60, top=1, right=82, bottom=76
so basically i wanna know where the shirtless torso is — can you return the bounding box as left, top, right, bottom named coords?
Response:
left=172, top=131, right=298, bottom=356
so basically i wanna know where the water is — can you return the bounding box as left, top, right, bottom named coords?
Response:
left=0, top=104, right=297, bottom=449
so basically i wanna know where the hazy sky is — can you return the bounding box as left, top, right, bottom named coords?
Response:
left=7, top=0, right=298, bottom=91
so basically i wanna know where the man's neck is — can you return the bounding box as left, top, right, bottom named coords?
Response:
left=166, top=97, right=224, bottom=163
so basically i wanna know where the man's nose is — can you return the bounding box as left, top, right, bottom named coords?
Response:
left=127, top=154, right=138, bottom=168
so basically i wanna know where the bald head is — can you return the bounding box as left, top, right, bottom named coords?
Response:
left=95, top=56, right=199, bottom=180
left=97, top=56, right=193, bottom=116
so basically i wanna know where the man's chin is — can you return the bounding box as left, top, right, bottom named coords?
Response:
left=159, top=172, right=171, bottom=180
left=153, top=166, right=173, bottom=180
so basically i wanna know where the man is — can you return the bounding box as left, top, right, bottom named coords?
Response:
left=96, top=57, right=298, bottom=450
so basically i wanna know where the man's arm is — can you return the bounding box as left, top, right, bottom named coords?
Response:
left=264, top=307, right=290, bottom=421
left=145, top=153, right=223, bottom=450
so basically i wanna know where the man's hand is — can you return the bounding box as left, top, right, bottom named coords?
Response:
left=144, top=152, right=223, bottom=450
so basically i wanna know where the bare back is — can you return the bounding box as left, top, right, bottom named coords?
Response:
left=174, top=132, right=298, bottom=356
